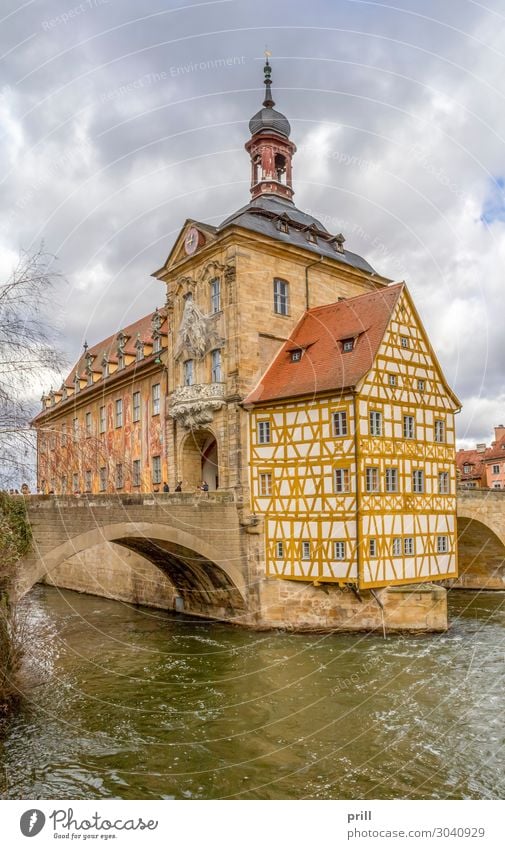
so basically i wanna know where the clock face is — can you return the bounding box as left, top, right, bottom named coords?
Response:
left=184, top=227, right=201, bottom=255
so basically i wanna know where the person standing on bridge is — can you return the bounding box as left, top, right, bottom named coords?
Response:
left=163, top=482, right=170, bottom=492
left=175, top=481, right=182, bottom=492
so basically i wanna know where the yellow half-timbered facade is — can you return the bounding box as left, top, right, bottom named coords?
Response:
left=246, top=283, right=460, bottom=590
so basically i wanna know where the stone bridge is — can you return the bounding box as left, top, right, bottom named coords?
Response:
left=456, top=489, right=505, bottom=589
left=15, top=492, right=261, bottom=624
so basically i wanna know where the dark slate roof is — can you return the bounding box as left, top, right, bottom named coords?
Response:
left=217, top=195, right=377, bottom=275
left=249, top=106, right=291, bottom=138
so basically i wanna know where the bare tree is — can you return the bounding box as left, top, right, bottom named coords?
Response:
left=0, top=244, right=65, bottom=487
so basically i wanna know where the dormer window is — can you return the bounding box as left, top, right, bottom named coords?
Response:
left=306, top=227, right=317, bottom=244
left=118, top=353, right=125, bottom=370
left=153, top=335, right=161, bottom=354
left=135, top=335, right=144, bottom=362
left=276, top=217, right=289, bottom=234
left=332, top=233, right=346, bottom=254
left=74, top=374, right=80, bottom=393
left=291, top=349, right=303, bottom=362
left=87, top=372, right=93, bottom=386
left=61, top=386, right=67, bottom=400
left=102, top=356, right=109, bottom=378
left=342, top=339, right=354, bottom=352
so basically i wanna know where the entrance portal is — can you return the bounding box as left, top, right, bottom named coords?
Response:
left=181, top=429, right=219, bottom=490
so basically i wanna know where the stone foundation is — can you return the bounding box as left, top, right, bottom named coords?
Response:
left=256, top=577, right=448, bottom=632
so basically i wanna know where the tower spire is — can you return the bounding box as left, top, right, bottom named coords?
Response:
left=263, top=50, right=274, bottom=108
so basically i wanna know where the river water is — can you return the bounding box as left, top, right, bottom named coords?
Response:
left=1, top=586, right=504, bottom=800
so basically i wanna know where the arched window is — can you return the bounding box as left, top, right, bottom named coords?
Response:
left=275, top=153, right=286, bottom=183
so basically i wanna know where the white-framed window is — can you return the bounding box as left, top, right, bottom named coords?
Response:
left=99, top=405, right=106, bottom=434
left=211, top=349, right=222, bottom=383
left=437, top=535, right=449, bottom=553
left=463, top=463, right=471, bottom=474
left=385, top=467, right=398, bottom=492
left=153, top=335, right=161, bottom=354
left=257, top=420, right=271, bottom=444
left=210, top=277, right=221, bottom=313
left=369, top=410, right=382, bottom=436
left=275, top=541, right=284, bottom=559
left=152, top=455, right=161, bottom=485
left=132, top=459, right=141, bottom=488
left=434, top=420, right=445, bottom=443
left=366, top=467, right=379, bottom=492
left=152, top=383, right=160, bottom=416
left=334, top=468, right=350, bottom=493
left=492, top=464, right=500, bottom=475
left=417, top=379, right=425, bottom=392
left=369, top=539, right=377, bottom=557
left=133, top=391, right=141, bottom=423
left=401, top=336, right=409, bottom=349
left=413, top=469, right=424, bottom=493
left=333, top=410, right=348, bottom=436
left=136, top=341, right=144, bottom=362
left=72, top=472, right=79, bottom=492
left=84, top=470, right=92, bottom=492
left=116, top=463, right=123, bottom=489
left=392, top=537, right=402, bottom=556
left=99, top=467, right=107, bottom=492
left=438, top=471, right=449, bottom=494
left=403, top=415, right=415, bottom=439
left=273, top=278, right=289, bottom=315
left=259, top=472, right=272, bottom=496
left=85, top=411, right=92, bottom=437
left=183, top=359, right=194, bottom=386
left=115, top=398, right=123, bottom=428
left=404, top=537, right=415, bottom=556
left=334, top=541, right=346, bottom=561
left=301, top=540, right=311, bottom=560
left=388, top=374, right=397, bottom=386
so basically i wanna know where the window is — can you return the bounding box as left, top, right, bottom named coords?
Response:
left=333, top=411, right=348, bottom=437
left=184, top=359, right=194, bottom=386
left=259, top=473, right=272, bottom=496
left=73, top=417, right=79, bottom=441
left=116, top=463, right=123, bottom=489
left=84, top=470, right=92, bottom=492
left=152, top=455, right=161, bottom=485
left=211, top=349, right=222, bottom=383
left=463, top=464, right=471, bottom=474
left=369, top=539, right=377, bottom=557
left=301, top=541, right=311, bottom=560
left=392, top=537, right=402, bottom=556
left=152, top=383, right=160, bottom=416
left=366, top=467, right=379, bottom=492
left=72, top=473, right=79, bottom=492
left=136, top=341, right=144, bottom=361
left=413, top=469, right=424, bottom=493
left=434, top=420, right=445, bottom=443
left=342, top=339, right=354, bottom=352
left=306, top=229, right=317, bottom=243
left=401, top=336, right=409, bottom=348
left=103, top=361, right=109, bottom=378
left=132, top=459, right=141, bottom=488
left=403, top=415, right=415, bottom=439
left=133, top=391, right=141, bottom=423
left=85, top=411, right=92, bottom=437
left=257, top=420, right=271, bottom=444
left=273, top=278, right=289, bottom=315
left=417, top=379, right=425, bottom=392
left=118, top=353, right=125, bottom=370
left=385, top=468, right=398, bottom=493
left=493, top=464, right=500, bottom=475
left=153, top=335, right=161, bottom=354
left=275, top=541, right=284, bottom=559
left=277, top=218, right=289, bottom=233
left=388, top=374, right=397, bottom=386
left=210, top=278, right=221, bottom=313
left=369, top=411, right=382, bottom=436
left=61, top=475, right=67, bottom=494
left=99, top=405, right=106, bottom=434
left=404, top=537, right=415, bottom=556
left=115, top=398, right=123, bottom=428
left=334, top=541, right=346, bottom=561
left=438, top=472, right=449, bottom=494
left=61, top=423, right=67, bottom=446
left=99, top=467, right=107, bottom=492
left=493, top=482, right=501, bottom=489
left=437, top=535, right=448, bottom=553
left=334, top=468, right=350, bottom=493
left=291, top=349, right=302, bottom=362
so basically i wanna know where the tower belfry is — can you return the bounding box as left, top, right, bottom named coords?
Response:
left=245, top=54, right=296, bottom=202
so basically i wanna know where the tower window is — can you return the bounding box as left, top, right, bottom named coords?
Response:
left=273, top=278, right=289, bottom=315
left=275, top=153, right=286, bottom=183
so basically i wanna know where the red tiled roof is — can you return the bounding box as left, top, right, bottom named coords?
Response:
left=244, top=284, right=404, bottom=405
left=456, top=448, right=487, bottom=481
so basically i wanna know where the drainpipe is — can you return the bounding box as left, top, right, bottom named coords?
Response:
left=352, top=390, right=362, bottom=590
left=305, top=257, right=324, bottom=310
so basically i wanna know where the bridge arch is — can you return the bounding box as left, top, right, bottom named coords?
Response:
left=456, top=509, right=505, bottom=589
left=18, top=521, right=247, bottom=621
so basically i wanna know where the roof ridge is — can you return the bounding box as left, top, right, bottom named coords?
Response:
left=306, top=282, right=404, bottom=315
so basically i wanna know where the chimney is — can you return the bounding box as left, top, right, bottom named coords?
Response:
left=476, top=443, right=487, bottom=453
left=494, top=425, right=505, bottom=445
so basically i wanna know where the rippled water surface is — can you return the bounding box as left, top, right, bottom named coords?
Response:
left=1, top=586, right=504, bottom=799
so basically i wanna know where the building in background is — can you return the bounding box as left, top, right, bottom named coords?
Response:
left=457, top=425, right=505, bottom=489
left=34, top=309, right=168, bottom=494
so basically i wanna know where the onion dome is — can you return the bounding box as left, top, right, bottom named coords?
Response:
left=249, top=55, right=291, bottom=138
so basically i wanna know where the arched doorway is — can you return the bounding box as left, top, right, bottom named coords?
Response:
left=181, top=428, right=219, bottom=490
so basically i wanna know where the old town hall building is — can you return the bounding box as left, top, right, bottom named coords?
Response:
left=34, top=59, right=460, bottom=624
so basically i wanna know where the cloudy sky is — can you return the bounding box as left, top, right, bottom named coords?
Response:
left=1, top=0, right=504, bottom=447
